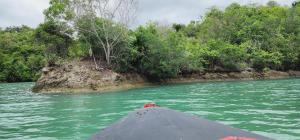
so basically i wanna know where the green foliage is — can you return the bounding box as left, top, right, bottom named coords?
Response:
left=76, top=16, right=131, bottom=64
left=251, top=50, right=283, bottom=71
left=2, top=1, right=300, bottom=82
left=183, top=2, right=300, bottom=72
left=35, top=21, right=72, bottom=63
left=117, top=24, right=185, bottom=80
left=218, top=43, right=248, bottom=71
left=114, top=2, right=300, bottom=79
left=44, top=0, right=73, bottom=21
left=68, top=41, right=89, bottom=58
left=178, top=38, right=205, bottom=73
left=0, top=26, right=45, bottom=82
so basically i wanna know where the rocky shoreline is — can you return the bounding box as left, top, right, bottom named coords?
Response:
left=32, top=60, right=300, bottom=93
left=165, top=70, right=300, bottom=83
left=32, top=60, right=148, bottom=93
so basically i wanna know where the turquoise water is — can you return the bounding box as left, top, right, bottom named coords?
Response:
left=0, top=79, right=300, bottom=140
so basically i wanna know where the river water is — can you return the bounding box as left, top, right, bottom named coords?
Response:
left=0, top=78, right=300, bottom=140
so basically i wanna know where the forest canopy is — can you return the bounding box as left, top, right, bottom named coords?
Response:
left=1, top=1, right=300, bottom=82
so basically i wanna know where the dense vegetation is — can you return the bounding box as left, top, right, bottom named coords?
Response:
left=1, top=1, right=300, bottom=82
left=0, top=26, right=45, bottom=82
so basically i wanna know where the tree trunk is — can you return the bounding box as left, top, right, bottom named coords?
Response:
left=106, top=46, right=111, bottom=65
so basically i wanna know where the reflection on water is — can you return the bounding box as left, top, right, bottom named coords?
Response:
left=0, top=79, right=300, bottom=140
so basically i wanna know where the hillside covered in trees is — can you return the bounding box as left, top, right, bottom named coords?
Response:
left=1, top=0, right=300, bottom=82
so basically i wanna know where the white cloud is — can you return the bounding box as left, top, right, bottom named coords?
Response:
left=0, top=0, right=49, bottom=28
left=0, top=0, right=295, bottom=28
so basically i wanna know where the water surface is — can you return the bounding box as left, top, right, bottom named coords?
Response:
left=0, top=79, right=300, bottom=140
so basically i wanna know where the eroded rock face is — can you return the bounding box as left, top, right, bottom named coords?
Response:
left=32, top=60, right=146, bottom=93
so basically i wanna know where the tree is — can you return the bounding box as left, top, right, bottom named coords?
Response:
left=267, top=1, right=279, bottom=7
left=35, top=21, right=72, bottom=64
left=0, top=26, right=45, bottom=82
left=0, top=50, right=5, bottom=81
left=71, top=0, right=137, bottom=66
left=128, top=24, right=187, bottom=80
left=292, top=1, right=300, bottom=7
left=251, top=50, right=283, bottom=71
left=40, top=0, right=74, bottom=65
left=172, top=23, right=185, bottom=32
left=76, top=16, right=131, bottom=69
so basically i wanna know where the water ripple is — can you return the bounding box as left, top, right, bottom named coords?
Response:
left=1, top=79, right=300, bottom=139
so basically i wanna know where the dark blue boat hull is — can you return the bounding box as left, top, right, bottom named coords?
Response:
left=90, top=108, right=273, bottom=140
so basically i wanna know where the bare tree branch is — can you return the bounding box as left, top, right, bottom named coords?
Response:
left=69, top=0, right=137, bottom=66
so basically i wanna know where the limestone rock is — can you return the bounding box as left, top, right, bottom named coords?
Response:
left=32, top=60, right=146, bottom=93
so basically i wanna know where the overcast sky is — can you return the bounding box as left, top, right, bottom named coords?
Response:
left=0, top=0, right=295, bottom=28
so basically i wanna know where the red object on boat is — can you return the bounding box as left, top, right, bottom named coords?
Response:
left=220, top=136, right=257, bottom=140
left=144, top=103, right=158, bottom=108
